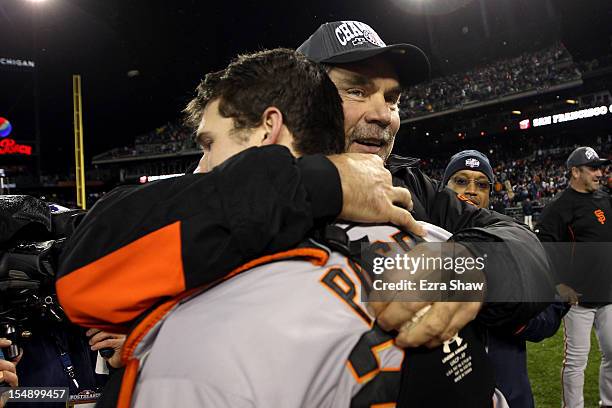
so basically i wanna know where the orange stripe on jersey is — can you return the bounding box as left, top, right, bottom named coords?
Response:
left=228, top=247, right=329, bottom=278
left=117, top=358, right=139, bottom=408
left=371, top=403, right=396, bottom=408
left=56, top=221, right=186, bottom=331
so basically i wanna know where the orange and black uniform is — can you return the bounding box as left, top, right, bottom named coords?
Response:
left=537, top=184, right=612, bottom=408
left=537, top=187, right=612, bottom=304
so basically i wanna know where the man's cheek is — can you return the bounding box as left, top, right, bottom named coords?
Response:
left=453, top=186, right=467, bottom=196
left=196, top=154, right=211, bottom=174
left=342, top=105, right=361, bottom=131
left=193, top=155, right=204, bottom=174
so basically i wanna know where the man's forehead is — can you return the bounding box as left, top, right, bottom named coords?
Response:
left=328, top=56, right=400, bottom=86
left=196, top=99, right=220, bottom=136
left=203, top=98, right=219, bottom=116
left=454, top=169, right=489, bottom=180
left=199, top=99, right=220, bottom=124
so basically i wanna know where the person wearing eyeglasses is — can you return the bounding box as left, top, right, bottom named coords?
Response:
left=442, top=150, right=569, bottom=408
left=442, top=150, right=494, bottom=209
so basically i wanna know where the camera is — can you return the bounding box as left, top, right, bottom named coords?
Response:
left=0, top=238, right=67, bottom=360
left=0, top=195, right=83, bottom=362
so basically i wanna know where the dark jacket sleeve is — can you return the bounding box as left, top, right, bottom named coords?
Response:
left=56, top=145, right=341, bottom=331
left=392, top=164, right=556, bottom=334
left=516, top=302, right=569, bottom=342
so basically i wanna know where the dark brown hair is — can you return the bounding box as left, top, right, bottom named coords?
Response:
left=184, top=48, right=344, bottom=155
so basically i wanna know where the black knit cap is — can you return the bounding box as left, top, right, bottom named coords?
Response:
left=297, top=21, right=430, bottom=87
left=442, top=150, right=494, bottom=186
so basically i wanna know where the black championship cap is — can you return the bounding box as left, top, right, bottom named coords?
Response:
left=566, top=146, right=610, bottom=168
left=297, top=21, right=430, bottom=86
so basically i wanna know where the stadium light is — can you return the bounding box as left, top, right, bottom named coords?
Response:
left=512, top=110, right=522, bottom=115
left=566, top=99, right=578, bottom=105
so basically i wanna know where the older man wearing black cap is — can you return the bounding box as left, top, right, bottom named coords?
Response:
left=298, top=21, right=558, bottom=408
left=537, top=146, right=612, bottom=408
left=297, top=20, right=552, bottom=346
left=298, top=21, right=430, bottom=161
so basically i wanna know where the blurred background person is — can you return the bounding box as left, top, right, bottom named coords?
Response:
left=536, top=146, right=612, bottom=408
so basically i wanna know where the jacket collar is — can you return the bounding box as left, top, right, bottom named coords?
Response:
left=386, top=154, right=421, bottom=173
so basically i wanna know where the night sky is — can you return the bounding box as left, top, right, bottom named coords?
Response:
left=1, top=0, right=611, bottom=173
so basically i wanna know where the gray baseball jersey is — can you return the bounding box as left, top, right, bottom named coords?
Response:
left=131, top=222, right=450, bottom=407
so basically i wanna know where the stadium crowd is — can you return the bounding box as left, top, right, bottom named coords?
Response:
left=90, top=43, right=591, bottom=161
left=400, top=43, right=581, bottom=118
left=92, top=122, right=197, bottom=161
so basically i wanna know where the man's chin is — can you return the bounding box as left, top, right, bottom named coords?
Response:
left=349, top=143, right=381, bottom=154
left=348, top=143, right=389, bottom=160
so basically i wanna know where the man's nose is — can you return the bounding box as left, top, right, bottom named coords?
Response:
left=464, top=182, right=478, bottom=195
left=364, top=95, right=392, bottom=127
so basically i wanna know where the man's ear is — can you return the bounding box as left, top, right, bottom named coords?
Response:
left=260, top=107, right=284, bottom=146
left=571, top=167, right=579, bottom=179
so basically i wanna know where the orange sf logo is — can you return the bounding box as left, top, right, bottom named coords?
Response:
left=594, top=209, right=606, bottom=225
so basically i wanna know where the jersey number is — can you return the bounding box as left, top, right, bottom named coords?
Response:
left=320, top=268, right=402, bottom=407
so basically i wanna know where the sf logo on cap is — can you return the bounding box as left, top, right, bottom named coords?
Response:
left=465, top=158, right=480, bottom=168
left=334, top=21, right=386, bottom=47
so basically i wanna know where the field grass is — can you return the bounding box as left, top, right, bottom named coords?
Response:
left=527, top=323, right=602, bottom=407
